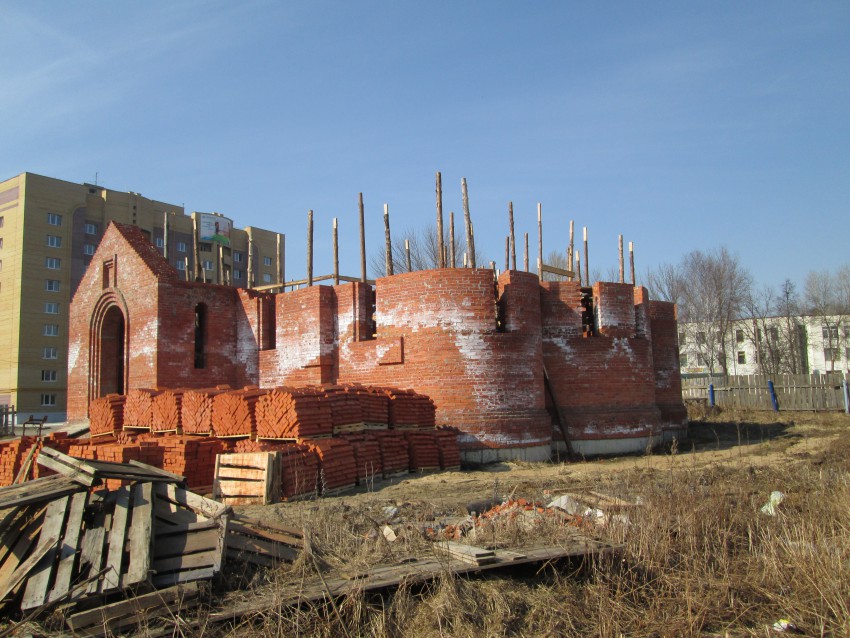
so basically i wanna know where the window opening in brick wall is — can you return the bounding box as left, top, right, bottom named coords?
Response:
left=737, top=351, right=746, bottom=364
left=194, top=303, right=207, bottom=368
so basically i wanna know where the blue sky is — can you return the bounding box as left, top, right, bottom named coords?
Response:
left=2, top=1, right=848, bottom=292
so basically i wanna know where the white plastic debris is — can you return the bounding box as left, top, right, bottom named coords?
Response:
left=547, top=494, right=582, bottom=515
left=760, top=491, right=785, bottom=516
left=382, top=525, right=397, bottom=542
left=772, top=618, right=798, bottom=632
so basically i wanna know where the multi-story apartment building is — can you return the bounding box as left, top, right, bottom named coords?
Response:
left=0, top=172, right=283, bottom=421
left=679, top=315, right=848, bottom=377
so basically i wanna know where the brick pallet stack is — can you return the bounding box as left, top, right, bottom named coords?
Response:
left=384, top=389, right=436, bottom=429
left=278, top=443, right=320, bottom=499
left=305, top=438, right=358, bottom=493
left=371, top=430, right=410, bottom=477
left=158, top=436, right=234, bottom=488
left=88, top=394, right=126, bottom=437
left=151, top=389, right=185, bottom=434
left=403, top=430, right=441, bottom=471
left=339, top=433, right=383, bottom=483
left=181, top=387, right=231, bottom=435
left=0, top=437, right=33, bottom=485
left=352, top=385, right=389, bottom=426
left=435, top=428, right=462, bottom=470
left=255, top=387, right=333, bottom=440
left=212, top=387, right=269, bottom=438
left=323, top=385, right=364, bottom=430
left=123, top=388, right=162, bottom=429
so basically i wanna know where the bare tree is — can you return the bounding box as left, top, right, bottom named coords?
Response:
left=804, top=266, right=849, bottom=373
left=645, top=263, right=687, bottom=306
left=369, top=224, right=482, bottom=278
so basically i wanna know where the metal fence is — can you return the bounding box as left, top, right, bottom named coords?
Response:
left=682, top=373, right=849, bottom=412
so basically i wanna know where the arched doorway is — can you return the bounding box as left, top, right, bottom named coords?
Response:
left=99, top=305, right=126, bottom=396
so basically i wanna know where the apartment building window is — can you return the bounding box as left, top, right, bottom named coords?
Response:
left=202, top=260, right=213, bottom=271
left=41, top=370, right=57, bottom=382
left=45, top=257, right=61, bottom=270
left=45, top=279, right=60, bottom=292
left=233, top=252, right=242, bottom=263
left=679, top=353, right=688, bottom=366
left=85, top=223, right=97, bottom=235
left=0, top=216, right=4, bottom=228
left=263, top=256, right=272, bottom=266
left=737, top=351, right=746, bottom=364
left=824, top=348, right=838, bottom=362
left=43, top=347, right=58, bottom=360
left=47, top=213, right=62, bottom=226
left=46, top=235, right=61, bottom=248
left=176, top=261, right=185, bottom=271
left=84, top=244, right=95, bottom=256
left=735, top=329, right=744, bottom=343
left=0, top=238, right=3, bottom=249
left=0, top=259, right=3, bottom=271
left=177, top=241, right=187, bottom=253
left=40, top=394, right=57, bottom=406
left=233, top=269, right=242, bottom=280
left=697, top=331, right=706, bottom=345
left=155, top=237, right=164, bottom=248
left=262, top=273, right=271, bottom=283
left=199, top=242, right=212, bottom=252
left=822, top=325, right=838, bottom=340
left=43, top=324, right=59, bottom=337
left=44, top=302, right=59, bottom=314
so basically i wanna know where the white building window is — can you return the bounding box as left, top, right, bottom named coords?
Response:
left=84, top=244, right=95, bottom=256
left=40, top=394, right=57, bottom=406
left=46, top=235, right=62, bottom=248
left=233, top=269, right=242, bottom=279
left=155, top=237, right=164, bottom=248
left=263, top=256, right=272, bottom=266
left=85, top=223, right=97, bottom=235
left=45, top=279, right=60, bottom=292
left=263, top=273, right=271, bottom=283
left=234, top=252, right=243, bottom=263
left=41, top=370, right=57, bottom=382
left=43, top=347, right=58, bottom=360
left=202, top=260, right=213, bottom=271
left=737, top=351, right=746, bottom=364
left=177, top=241, right=187, bottom=253
left=47, top=213, right=62, bottom=226
left=45, top=257, right=61, bottom=269
left=43, top=324, right=59, bottom=336
left=822, top=325, right=839, bottom=340
left=176, top=261, right=185, bottom=271
left=44, top=302, right=59, bottom=314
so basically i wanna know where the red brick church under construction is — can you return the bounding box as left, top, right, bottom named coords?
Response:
left=67, top=222, right=687, bottom=461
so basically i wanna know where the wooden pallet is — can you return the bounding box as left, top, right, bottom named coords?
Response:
left=225, top=514, right=302, bottom=567
left=212, top=452, right=280, bottom=506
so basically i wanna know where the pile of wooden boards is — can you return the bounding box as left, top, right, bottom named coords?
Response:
left=0, top=447, right=305, bottom=637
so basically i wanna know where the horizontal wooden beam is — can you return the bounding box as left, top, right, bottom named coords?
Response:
left=541, top=264, right=575, bottom=278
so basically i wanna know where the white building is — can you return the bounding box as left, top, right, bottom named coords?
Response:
left=679, top=315, right=848, bottom=377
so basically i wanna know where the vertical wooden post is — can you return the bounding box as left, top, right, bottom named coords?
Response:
left=384, top=204, right=393, bottom=276
left=568, top=220, right=574, bottom=281
left=629, top=241, right=635, bottom=285
left=583, top=226, right=589, bottom=286
left=218, top=244, right=224, bottom=285
left=618, top=234, right=624, bottom=283
left=333, top=218, right=339, bottom=285
left=436, top=172, right=445, bottom=268
left=307, top=210, right=314, bottom=287
left=192, top=215, right=201, bottom=282
left=462, top=178, right=475, bottom=268
left=504, top=236, right=510, bottom=272
left=184, top=257, right=189, bottom=282
left=508, top=202, right=516, bottom=270
left=405, top=239, right=411, bottom=272
left=524, top=233, right=529, bottom=272
left=276, top=233, right=284, bottom=285
left=449, top=211, right=456, bottom=268
left=537, top=203, right=543, bottom=281
left=358, top=193, right=366, bottom=282
left=162, top=211, right=168, bottom=260
left=247, top=229, right=254, bottom=288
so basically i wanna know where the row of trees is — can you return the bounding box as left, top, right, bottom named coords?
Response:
left=646, top=248, right=850, bottom=375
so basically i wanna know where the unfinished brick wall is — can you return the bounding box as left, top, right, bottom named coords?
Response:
left=68, top=222, right=689, bottom=458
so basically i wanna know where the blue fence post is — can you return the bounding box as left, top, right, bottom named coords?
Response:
left=768, top=380, right=779, bottom=412
left=708, top=383, right=715, bottom=408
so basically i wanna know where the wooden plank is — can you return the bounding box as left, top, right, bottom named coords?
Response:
left=123, top=482, right=153, bottom=587
left=152, top=566, right=216, bottom=588
left=155, top=519, right=219, bottom=536
left=155, top=483, right=227, bottom=520
left=540, top=263, right=575, bottom=278
left=0, top=512, right=43, bottom=598
left=0, top=507, right=28, bottom=566
left=35, top=455, right=97, bottom=487
left=434, top=541, right=497, bottom=565
left=47, top=491, right=88, bottom=602
left=225, top=531, right=299, bottom=562
left=214, top=481, right=267, bottom=497
left=0, top=535, right=57, bottom=603
left=227, top=521, right=303, bottom=548
left=211, top=454, right=222, bottom=501
left=13, top=444, right=38, bottom=484
left=0, top=475, right=83, bottom=509
left=155, top=528, right=219, bottom=558
left=79, top=492, right=116, bottom=595
left=228, top=515, right=303, bottom=541
left=153, top=550, right=217, bottom=574
left=101, top=486, right=131, bottom=592
left=21, top=496, right=70, bottom=609
left=216, top=466, right=267, bottom=481
left=66, top=581, right=200, bottom=632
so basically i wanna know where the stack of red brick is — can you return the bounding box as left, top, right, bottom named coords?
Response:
left=384, top=388, right=437, bottom=429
